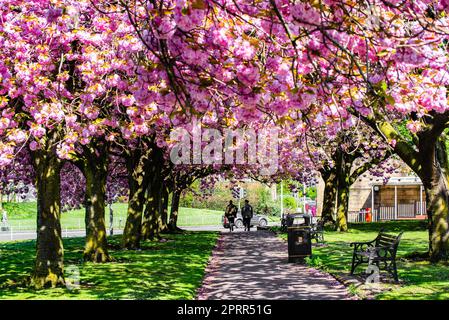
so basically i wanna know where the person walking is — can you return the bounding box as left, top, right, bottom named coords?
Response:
left=241, top=200, right=253, bottom=232
left=1, top=209, right=8, bottom=231
left=1, top=209, right=7, bottom=224
left=225, top=200, right=237, bottom=232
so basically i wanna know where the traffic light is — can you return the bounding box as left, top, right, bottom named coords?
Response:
left=232, top=187, right=240, bottom=199
left=231, top=186, right=247, bottom=199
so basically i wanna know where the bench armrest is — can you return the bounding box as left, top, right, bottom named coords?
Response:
left=350, top=240, right=375, bottom=247
left=350, top=240, right=376, bottom=253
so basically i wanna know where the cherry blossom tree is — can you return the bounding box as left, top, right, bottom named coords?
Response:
left=216, top=0, right=449, bottom=260
left=0, top=0, right=144, bottom=285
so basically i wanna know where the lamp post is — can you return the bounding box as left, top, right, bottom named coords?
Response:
left=303, top=181, right=306, bottom=214
left=280, top=182, right=284, bottom=217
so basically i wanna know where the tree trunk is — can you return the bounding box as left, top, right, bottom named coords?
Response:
left=141, top=146, right=164, bottom=241
left=31, top=149, right=64, bottom=288
left=420, top=137, right=449, bottom=261
left=335, top=182, right=349, bottom=232
left=168, top=190, right=181, bottom=231
left=83, top=161, right=111, bottom=262
left=335, top=149, right=351, bottom=232
left=141, top=178, right=163, bottom=241
left=122, top=150, right=151, bottom=249
left=320, top=170, right=337, bottom=224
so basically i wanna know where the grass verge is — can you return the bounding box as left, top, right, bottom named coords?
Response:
left=0, top=231, right=218, bottom=299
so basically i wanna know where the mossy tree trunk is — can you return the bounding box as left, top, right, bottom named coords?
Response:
left=141, top=146, right=165, bottom=241
left=141, top=177, right=163, bottom=241
left=122, top=148, right=152, bottom=249
left=30, top=143, right=64, bottom=288
left=366, top=112, right=449, bottom=261
left=420, top=136, right=449, bottom=261
left=335, top=182, right=350, bottom=232
left=79, top=145, right=111, bottom=263
left=334, top=148, right=351, bottom=232
left=320, top=168, right=337, bottom=224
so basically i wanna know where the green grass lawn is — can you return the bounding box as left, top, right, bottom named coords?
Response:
left=0, top=231, right=218, bottom=299
left=278, top=220, right=449, bottom=300
left=2, top=202, right=224, bottom=231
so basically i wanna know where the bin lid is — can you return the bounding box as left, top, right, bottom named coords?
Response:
left=287, top=226, right=312, bottom=230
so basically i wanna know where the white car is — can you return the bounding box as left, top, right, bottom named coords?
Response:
left=222, top=211, right=268, bottom=229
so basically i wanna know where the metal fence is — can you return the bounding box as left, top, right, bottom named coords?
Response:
left=0, top=214, right=223, bottom=241
left=0, top=218, right=128, bottom=242
left=3, top=218, right=127, bottom=233
left=348, top=202, right=427, bottom=223
left=0, top=228, right=126, bottom=242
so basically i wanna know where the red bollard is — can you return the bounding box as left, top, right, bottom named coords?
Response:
left=365, top=208, right=372, bottom=223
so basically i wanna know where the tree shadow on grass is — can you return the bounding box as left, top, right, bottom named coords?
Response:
left=309, top=225, right=449, bottom=299
left=0, top=231, right=219, bottom=300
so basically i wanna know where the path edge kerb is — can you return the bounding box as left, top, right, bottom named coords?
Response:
left=195, top=232, right=225, bottom=300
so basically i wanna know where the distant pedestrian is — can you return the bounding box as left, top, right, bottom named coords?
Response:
left=1, top=209, right=7, bottom=224
left=241, top=200, right=253, bottom=232
left=225, top=200, right=237, bottom=232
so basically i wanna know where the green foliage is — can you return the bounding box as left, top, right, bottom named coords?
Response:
left=0, top=232, right=219, bottom=299
left=179, top=181, right=281, bottom=213
left=258, top=186, right=270, bottom=204
left=396, top=120, right=414, bottom=144
left=178, top=180, right=313, bottom=214
left=255, top=202, right=281, bottom=216
left=283, top=196, right=296, bottom=209
left=2, top=202, right=36, bottom=220
left=254, top=186, right=281, bottom=216
left=306, top=187, right=317, bottom=200
left=305, top=256, right=324, bottom=269
left=179, top=192, right=195, bottom=208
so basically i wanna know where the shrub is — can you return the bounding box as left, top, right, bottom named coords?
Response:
left=255, top=201, right=281, bottom=216
left=283, top=196, right=297, bottom=209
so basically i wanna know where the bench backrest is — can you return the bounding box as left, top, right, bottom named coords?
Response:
left=375, top=231, right=403, bottom=254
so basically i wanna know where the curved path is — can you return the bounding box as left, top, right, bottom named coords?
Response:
left=197, top=230, right=355, bottom=300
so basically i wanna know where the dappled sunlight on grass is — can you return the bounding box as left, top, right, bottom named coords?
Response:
left=277, top=220, right=449, bottom=299
left=0, top=231, right=218, bottom=299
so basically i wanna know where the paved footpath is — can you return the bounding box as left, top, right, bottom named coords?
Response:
left=197, top=230, right=355, bottom=300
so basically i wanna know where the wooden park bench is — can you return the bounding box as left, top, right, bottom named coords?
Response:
left=350, top=230, right=403, bottom=282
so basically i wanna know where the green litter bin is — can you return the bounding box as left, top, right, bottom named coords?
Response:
left=287, top=226, right=312, bottom=263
